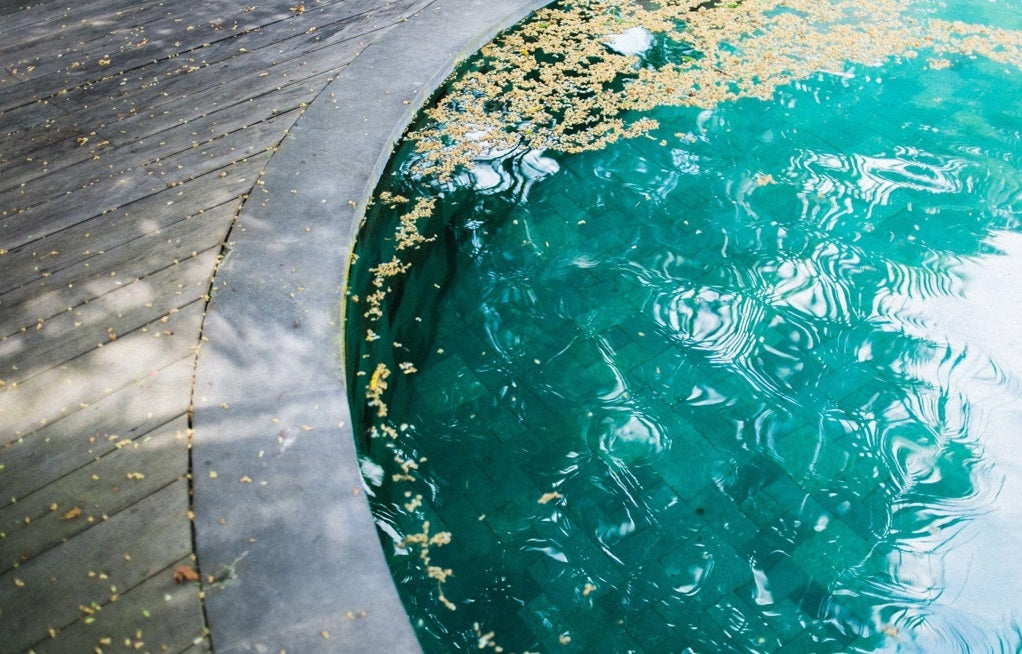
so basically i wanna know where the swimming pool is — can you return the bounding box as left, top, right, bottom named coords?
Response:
left=345, top=1, right=1022, bottom=651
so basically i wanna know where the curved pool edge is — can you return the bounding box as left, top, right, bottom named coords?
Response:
left=190, top=1, right=552, bottom=651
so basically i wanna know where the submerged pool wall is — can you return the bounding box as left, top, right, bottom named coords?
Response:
left=334, top=0, right=1022, bottom=651
left=190, top=1, right=553, bottom=651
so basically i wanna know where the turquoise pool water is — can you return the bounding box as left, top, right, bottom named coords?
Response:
left=346, top=2, right=1022, bottom=652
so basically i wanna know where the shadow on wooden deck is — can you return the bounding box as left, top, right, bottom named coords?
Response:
left=0, top=1, right=432, bottom=651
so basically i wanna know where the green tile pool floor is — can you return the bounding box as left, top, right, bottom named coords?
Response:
left=346, top=2, right=1022, bottom=652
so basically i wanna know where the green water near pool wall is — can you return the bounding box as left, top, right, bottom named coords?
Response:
left=345, top=4, right=1022, bottom=653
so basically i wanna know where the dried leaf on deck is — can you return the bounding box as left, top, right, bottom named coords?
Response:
left=173, top=566, right=200, bottom=583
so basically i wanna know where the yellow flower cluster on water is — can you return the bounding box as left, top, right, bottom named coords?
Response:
left=362, top=195, right=436, bottom=323
left=392, top=453, right=419, bottom=482
left=357, top=0, right=1022, bottom=343
left=408, top=0, right=1022, bottom=180
left=537, top=490, right=563, bottom=504
left=395, top=197, right=437, bottom=251
left=930, top=20, right=1022, bottom=66
left=384, top=445, right=458, bottom=611
left=366, top=363, right=391, bottom=417
left=401, top=520, right=457, bottom=611
left=473, top=622, right=541, bottom=653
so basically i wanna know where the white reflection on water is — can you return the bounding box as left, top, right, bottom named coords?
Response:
left=799, top=147, right=968, bottom=218
left=885, top=230, right=1022, bottom=646
left=461, top=146, right=560, bottom=201
left=604, top=25, right=654, bottom=57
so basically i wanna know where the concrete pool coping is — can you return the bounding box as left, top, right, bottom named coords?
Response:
left=190, top=0, right=551, bottom=651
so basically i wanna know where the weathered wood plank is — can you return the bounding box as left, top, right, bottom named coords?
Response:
left=0, top=248, right=219, bottom=385
left=0, top=99, right=65, bottom=161
left=0, top=299, right=203, bottom=443
left=100, top=42, right=361, bottom=146
left=0, top=357, right=193, bottom=505
left=0, top=217, right=223, bottom=333
left=0, top=67, right=306, bottom=191
left=0, top=480, right=192, bottom=654
left=0, top=74, right=38, bottom=112
left=54, top=0, right=383, bottom=117
left=34, top=554, right=209, bottom=654
left=0, top=208, right=230, bottom=339
left=0, top=149, right=159, bottom=221
left=0, top=0, right=225, bottom=114
left=0, top=104, right=114, bottom=188
left=0, top=67, right=17, bottom=87
left=1, top=3, right=208, bottom=78
left=93, top=0, right=434, bottom=146
left=1, top=12, right=159, bottom=78
left=0, top=415, right=189, bottom=574
left=0, top=90, right=293, bottom=208
left=120, top=71, right=325, bottom=155
left=0, top=0, right=65, bottom=19
left=0, top=139, right=267, bottom=253
left=0, top=156, right=263, bottom=301
left=0, top=0, right=151, bottom=40
left=0, top=1, right=423, bottom=188
left=97, top=70, right=328, bottom=163
left=142, top=110, right=296, bottom=187
left=0, top=0, right=162, bottom=60
left=3, top=2, right=316, bottom=93
left=0, top=134, right=114, bottom=193
left=0, top=165, right=168, bottom=250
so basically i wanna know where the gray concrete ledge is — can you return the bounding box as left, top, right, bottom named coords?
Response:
left=191, top=1, right=551, bottom=651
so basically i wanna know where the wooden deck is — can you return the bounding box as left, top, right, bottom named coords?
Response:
left=0, top=1, right=431, bottom=651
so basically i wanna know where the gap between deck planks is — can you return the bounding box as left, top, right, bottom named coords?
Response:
left=0, top=481, right=199, bottom=654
